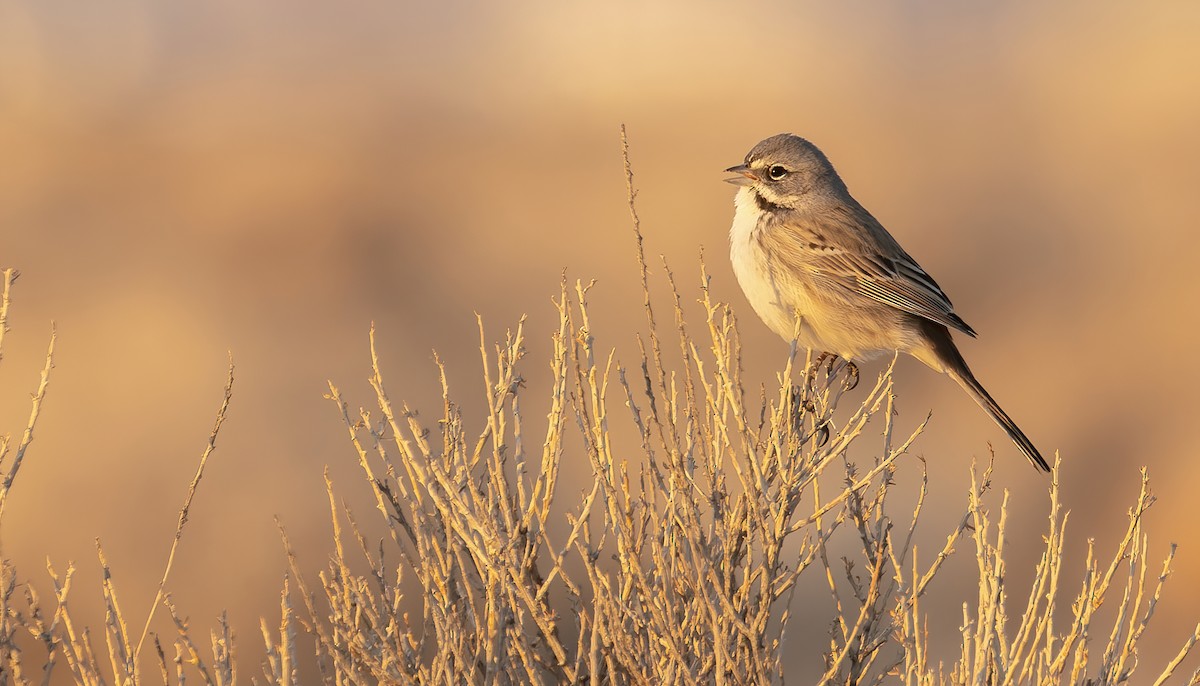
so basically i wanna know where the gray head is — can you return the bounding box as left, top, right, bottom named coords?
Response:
left=725, top=134, right=849, bottom=209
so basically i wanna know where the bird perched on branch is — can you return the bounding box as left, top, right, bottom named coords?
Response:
left=725, top=133, right=1048, bottom=472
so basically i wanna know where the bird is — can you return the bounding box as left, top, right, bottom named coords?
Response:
left=725, top=133, right=1049, bottom=472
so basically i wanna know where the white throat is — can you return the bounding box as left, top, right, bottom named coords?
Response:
left=728, top=186, right=763, bottom=245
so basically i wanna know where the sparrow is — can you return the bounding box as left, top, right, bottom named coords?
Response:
left=726, top=133, right=1048, bottom=472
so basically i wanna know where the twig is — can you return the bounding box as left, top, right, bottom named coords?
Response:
left=0, top=322, right=56, bottom=530
left=131, top=358, right=236, bottom=675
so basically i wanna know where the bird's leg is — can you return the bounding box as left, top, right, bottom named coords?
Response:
left=807, top=351, right=835, bottom=387
left=807, top=352, right=858, bottom=391
left=821, top=351, right=837, bottom=376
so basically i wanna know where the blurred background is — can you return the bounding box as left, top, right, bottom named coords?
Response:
left=2, top=0, right=1199, bottom=680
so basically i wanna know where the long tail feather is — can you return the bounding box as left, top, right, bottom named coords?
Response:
left=915, top=320, right=1050, bottom=473
left=949, top=366, right=1050, bottom=473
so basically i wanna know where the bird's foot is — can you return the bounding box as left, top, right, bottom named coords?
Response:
left=807, top=353, right=859, bottom=391
left=807, top=352, right=835, bottom=386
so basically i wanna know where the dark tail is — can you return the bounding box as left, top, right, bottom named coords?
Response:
left=920, top=322, right=1050, bottom=473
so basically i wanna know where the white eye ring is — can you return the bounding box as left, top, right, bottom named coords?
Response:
left=767, top=165, right=788, bottom=181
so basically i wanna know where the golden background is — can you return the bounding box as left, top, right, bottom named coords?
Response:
left=2, top=1, right=1199, bottom=678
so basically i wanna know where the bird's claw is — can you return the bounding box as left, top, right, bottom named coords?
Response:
left=808, top=353, right=859, bottom=391
left=807, top=352, right=833, bottom=388
left=814, top=421, right=831, bottom=448
left=841, top=361, right=859, bottom=391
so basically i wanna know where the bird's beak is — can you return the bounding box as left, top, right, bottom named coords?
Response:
left=724, top=164, right=756, bottom=186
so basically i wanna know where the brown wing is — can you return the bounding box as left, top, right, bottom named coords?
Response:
left=759, top=201, right=978, bottom=337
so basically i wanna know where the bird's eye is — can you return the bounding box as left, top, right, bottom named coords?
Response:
left=767, top=165, right=789, bottom=180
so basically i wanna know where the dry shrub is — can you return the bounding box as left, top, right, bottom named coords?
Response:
left=1, top=133, right=1198, bottom=684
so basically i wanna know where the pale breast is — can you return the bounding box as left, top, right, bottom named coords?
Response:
left=727, top=188, right=911, bottom=360
left=728, top=188, right=819, bottom=344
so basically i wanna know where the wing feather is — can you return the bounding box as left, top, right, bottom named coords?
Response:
left=758, top=201, right=977, bottom=337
